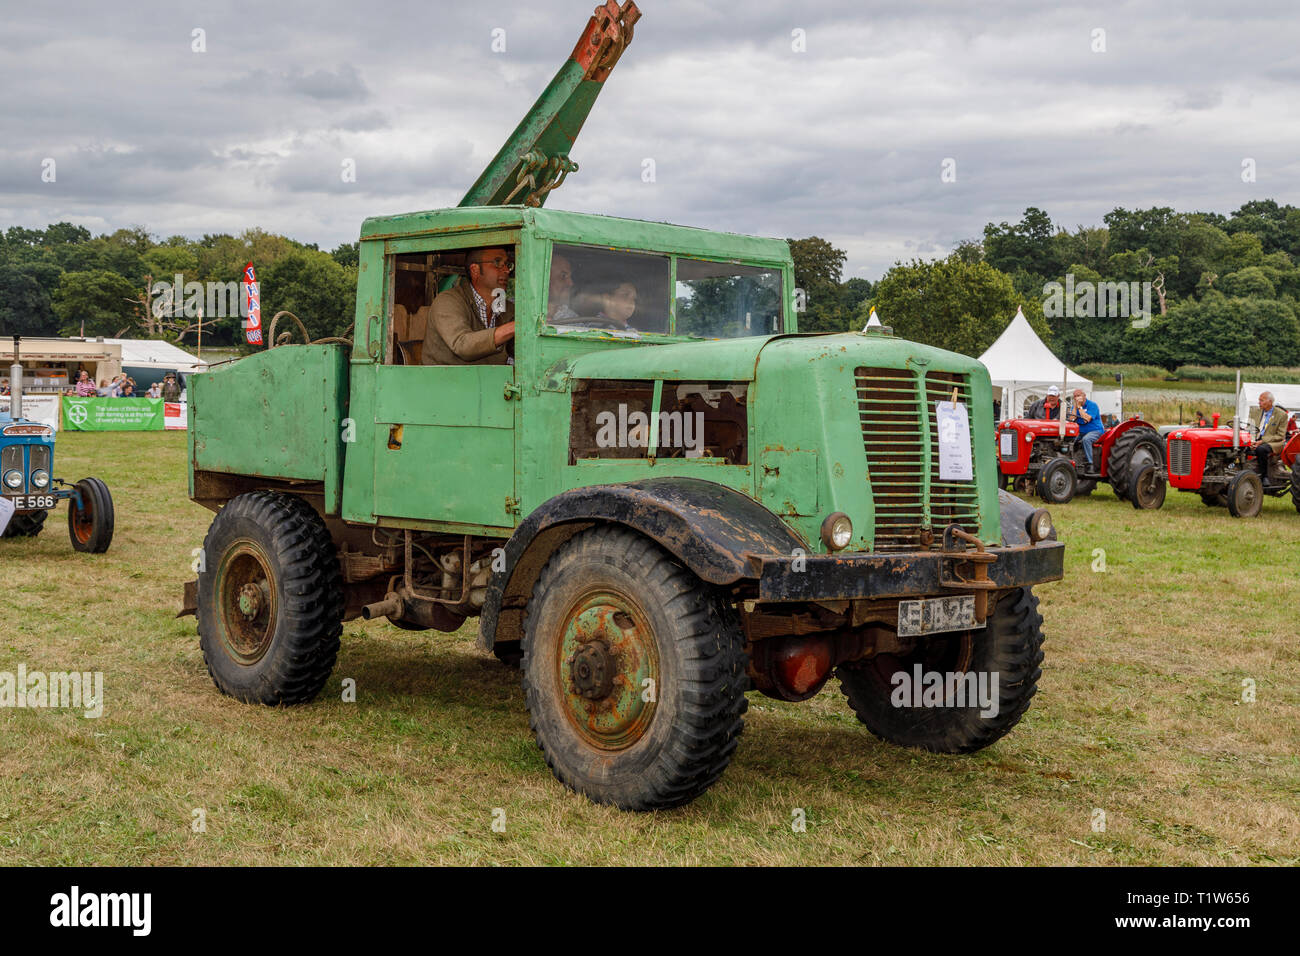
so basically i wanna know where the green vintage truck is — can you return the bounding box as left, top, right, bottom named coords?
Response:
left=184, top=2, right=1064, bottom=810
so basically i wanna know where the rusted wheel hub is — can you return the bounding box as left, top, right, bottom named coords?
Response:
left=217, top=542, right=278, bottom=665
left=557, top=591, right=658, bottom=751
left=571, top=640, right=615, bottom=700
left=238, top=582, right=266, bottom=619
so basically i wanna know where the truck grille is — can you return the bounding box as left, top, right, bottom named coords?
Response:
left=1169, top=438, right=1191, bottom=476
left=854, top=367, right=980, bottom=552
left=925, top=371, right=981, bottom=534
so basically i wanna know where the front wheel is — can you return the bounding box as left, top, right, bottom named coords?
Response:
left=1227, top=471, right=1263, bottom=518
left=522, top=526, right=748, bottom=810
left=1036, top=457, right=1076, bottom=504
left=68, top=477, right=114, bottom=553
left=1108, top=426, right=1163, bottom=501
left=197, top=491, right=343, bottom=704
left=1129, top=463, right=1167, bottom=510
left=837, top=588, right=1044, bottom=753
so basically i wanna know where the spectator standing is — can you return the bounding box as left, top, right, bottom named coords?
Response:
left=161, top=373, right=182, bottom=402
left=74, top=370, right=97, bottom=397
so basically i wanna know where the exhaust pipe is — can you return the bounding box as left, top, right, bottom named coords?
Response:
left=361, top=592, right=403, bottom=621
left=9, top=335, right=22, bottom=420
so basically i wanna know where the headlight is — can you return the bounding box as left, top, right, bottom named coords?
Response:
left=1026, top=508, right=1053, bottom=542
left=3, top=470, right=23, bottom=489
left=821, top=512, right=853, bottom=551
left=30, top=470, right=49, bottom=488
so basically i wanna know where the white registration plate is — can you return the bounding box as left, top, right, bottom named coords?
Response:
left=898, top=595, right=984, bottom=637
left=6, top=495, right=56, bottom=511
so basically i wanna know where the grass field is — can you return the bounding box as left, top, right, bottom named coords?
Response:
left=2, top=431, right=1298, bottom=866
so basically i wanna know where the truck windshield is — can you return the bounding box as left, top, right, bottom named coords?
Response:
left=676, top=258, right=783, bottom=338
left=546, top=244, right=784, bottom=339
left=547, top=244, right=671, bottom=337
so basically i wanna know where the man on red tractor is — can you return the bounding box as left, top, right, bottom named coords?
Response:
left=1027, top=385, right=1062, bottom=420
left=1252, top=390, right=1288, bottom=478
left=1069, top=387, right=1104, bottom=469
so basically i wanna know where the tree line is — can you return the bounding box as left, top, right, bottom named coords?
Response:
left=789, top=200, right=1300, bottom=369
left=3, top=199, right=1297, bottom=369
left=0, top=224, right=358, bottom=345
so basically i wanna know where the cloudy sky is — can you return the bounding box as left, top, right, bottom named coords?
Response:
left=1, top=0, right=1296, bottom=279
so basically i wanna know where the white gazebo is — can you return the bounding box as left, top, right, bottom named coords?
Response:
left=978, top=307, right=1092, bottom=418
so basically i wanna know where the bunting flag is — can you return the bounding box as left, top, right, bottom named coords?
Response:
left=244, top=263, right=263, bottom=345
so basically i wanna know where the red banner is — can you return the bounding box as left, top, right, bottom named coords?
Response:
left=244, top=262, right=263, bottom=345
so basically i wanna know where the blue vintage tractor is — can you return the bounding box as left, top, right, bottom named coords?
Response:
left=1, top=336, right=114, bottom=551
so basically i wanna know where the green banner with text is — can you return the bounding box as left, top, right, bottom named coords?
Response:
left=62, top=397, right=166, bottom=431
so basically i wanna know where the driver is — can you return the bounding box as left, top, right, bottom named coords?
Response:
left=1253, top=390, right=1289, bottom=478
left=1028, top=386, right=1062, bottom=421
left=423, top=246, right=515, bottom=365
left=1069, top=388, right=1103, bottom=467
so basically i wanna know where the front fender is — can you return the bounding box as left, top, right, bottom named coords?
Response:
left=480, top=478, right=806, bottom=650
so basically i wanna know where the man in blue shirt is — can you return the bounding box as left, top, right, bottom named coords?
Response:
left=1070, top=388, right=1104, bottom=469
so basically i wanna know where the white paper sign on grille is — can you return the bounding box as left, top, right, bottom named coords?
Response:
left=936, top=401, right=972, bottom=481
left=0, top=497, right=14, bottom=537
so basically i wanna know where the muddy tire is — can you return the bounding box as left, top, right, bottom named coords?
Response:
left=1227, top=471, right=1263, bottom=518
left=198, top=491, right=343, bottom=705
left=2, top=509, right=47, bottom=538
left=1291, top=458, right=1300, bottom=514
left=521, top=525, right=748, bottom=810
left=68, top=478, right=114, bottom=553
left=837, top=587, right=1044, bottom=754
left=1108, top=425, right=1163, bottom=501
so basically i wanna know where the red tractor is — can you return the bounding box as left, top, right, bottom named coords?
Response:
left=1165, top=413, right=1300, bottom=517
left=997, top=416, right=1166, bottom=508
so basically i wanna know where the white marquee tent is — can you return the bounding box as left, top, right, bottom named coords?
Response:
left=978, top=307, right=1092, bottom=418
left=103, top=338, right=208, bottom=375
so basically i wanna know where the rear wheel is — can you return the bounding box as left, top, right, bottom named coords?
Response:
left=68, top=478, right=114, bottom=553
left=198, top=491, right=343, bottom=704
left=1108, top=426, right=1163, bottom=501
left=522, top=525, right=748, bottom=810
left=2, top=509, right=47, bottom=538
left=1074, top=478, right=1097, bottom=496
left=1036, top=457, right=1076, bottom=504
left=1291, top=458, right=1300, bottom=514
left=837, top=588, right=1044, bottom=753
left=1227, top=471, right=1263, bottom=518
left=1129, top=463, right=1167, bottom=510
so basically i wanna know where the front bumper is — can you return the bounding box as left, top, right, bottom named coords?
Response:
left=752, top=540, right=1065, bottom=603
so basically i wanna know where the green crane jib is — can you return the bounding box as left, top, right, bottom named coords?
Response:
left=458, top=0, right=640, bottom=209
